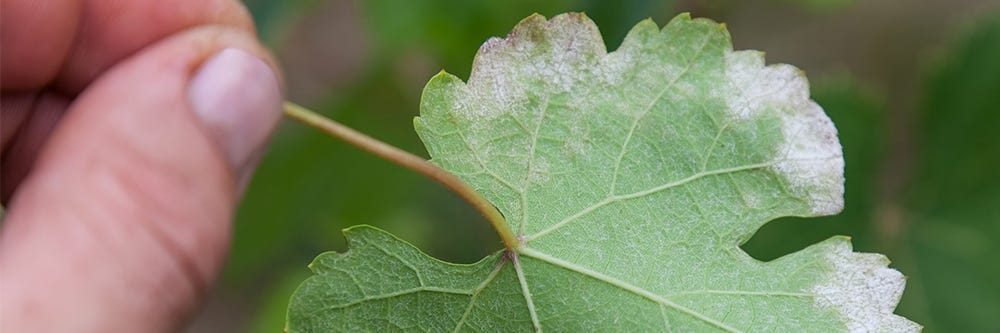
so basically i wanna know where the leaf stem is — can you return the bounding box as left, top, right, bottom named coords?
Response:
left=282, top=102, right=518, bottom=251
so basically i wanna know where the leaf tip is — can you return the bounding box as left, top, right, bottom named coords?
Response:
left=723, top=50, right=845, bottom=216
left=812, top=238, right=921, bottom=332
left=524, top=12, right=548, bottom=22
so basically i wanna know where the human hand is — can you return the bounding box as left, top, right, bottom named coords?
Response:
left=1, top=0, right=282, bottom=331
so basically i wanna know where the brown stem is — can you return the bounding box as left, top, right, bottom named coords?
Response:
left=282, top=102, right=518, bottom=251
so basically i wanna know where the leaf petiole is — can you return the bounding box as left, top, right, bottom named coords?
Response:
left=282, top=102, right=519, bottom=251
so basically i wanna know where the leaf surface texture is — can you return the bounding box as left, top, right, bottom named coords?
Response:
left=288, top=13, right=918, bottom=332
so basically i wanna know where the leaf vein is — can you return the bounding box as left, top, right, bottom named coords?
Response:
left=452, top=258, right=509, bottom=333
left=608, top=32, right=714, bottom=195
left=527, top=161, right=774, bottom=241
left=456, top=131, right=521, bottom=192
left=520, top=247, right=744, bottom=333
left=665, top=290, right=813, bottom=298
left=308, top=287, right=472, bottom=315
left=520, top=96, right=552, bottom=235
left=512, top=253, right=543, bottom=332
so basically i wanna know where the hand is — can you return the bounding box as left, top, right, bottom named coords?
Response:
left=0, top=1, right=282, bottom=331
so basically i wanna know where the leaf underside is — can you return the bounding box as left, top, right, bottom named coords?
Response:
left=287, top=13, right=919, bottom=332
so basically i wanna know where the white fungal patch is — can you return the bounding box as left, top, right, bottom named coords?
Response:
left=741, top=192, right=762, bottom=209
left=774, top=101, right=845, bottom=215
left=527, top=157, right=552, bottom=185
left=459, top=37, right=528, bottom=120
left=599, top=47, right=634, bottom=85
left=812, top=241, right=922, bottom=333
left=533, top=13, right=606, bottom=93
left=563, top=122, right=590, bottom=156
left=457, top=14, right=607, bottom=122
left=723, top=50, right=844, bottom=215
left=724, top=51, right=809, bottom=120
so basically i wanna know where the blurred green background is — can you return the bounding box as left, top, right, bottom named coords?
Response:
left=186, top=1, right=1000, bottom=332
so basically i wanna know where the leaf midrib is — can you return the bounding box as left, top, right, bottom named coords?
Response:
left=517, top=247, right=746, bottom=333
left=524, top=161, right=776, bottom=242
left=428, top=16, right=835, bottom=333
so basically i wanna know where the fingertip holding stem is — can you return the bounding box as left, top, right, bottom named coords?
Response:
left=188, top=48, right=282, bottom=187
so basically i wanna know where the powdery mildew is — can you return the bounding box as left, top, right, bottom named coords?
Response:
left=456, top=14, right=605, bottom=122
left=421, top=13, right=916, bottom=331
left=812, top=241, right=922, bottom=332
left=455, top=36, right=525, bottom=120
left=724, top=50, right=845, bottom=215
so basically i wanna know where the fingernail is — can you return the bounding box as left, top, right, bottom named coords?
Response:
left=188, top=48, right=281, bottom=182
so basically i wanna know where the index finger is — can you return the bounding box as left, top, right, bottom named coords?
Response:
left=0, top=0, right=82, bottom=90
left=0, top=0, right=254, bottom=94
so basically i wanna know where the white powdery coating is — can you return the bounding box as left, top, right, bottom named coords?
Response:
left=456, top=14, right=605, bottom=121
left=724, top=50, right=844, bottom=215
left=598, top=46, right=634, bottom=85
left=775, top=100, right=845, bottom=215
left=724, top=50, right=809, bottom=120
left=457, top=37, right=527, bottom=120
left=812, top=241, right=922, bottom=333
left=530, top=17, right=595, bottom=93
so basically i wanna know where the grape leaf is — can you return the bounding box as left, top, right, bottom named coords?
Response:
left=287, top=13, right=919, bottom=332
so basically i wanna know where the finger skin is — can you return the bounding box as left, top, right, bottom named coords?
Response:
left=0, top=0, right=81, bottom=90
left=1, top=0, right=257, bottom=200
left=0, top=0, right=252, bottom=93
left=0, top=25, right=280, bottom=333
left=0, top=94, right=68, bottom=199
left=55, top=0, right=255, bottom=93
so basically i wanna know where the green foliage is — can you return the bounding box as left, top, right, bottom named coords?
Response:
left=780, top=0, right=857, bottom=12
left=287, top=13, right=917, bottom=332
left=242, top=0, right=318, bottom=42
left=903, top=16, right=1000, bottom=332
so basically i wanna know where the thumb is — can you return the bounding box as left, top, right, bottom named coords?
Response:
left=0, top=27, right=281, bottom=332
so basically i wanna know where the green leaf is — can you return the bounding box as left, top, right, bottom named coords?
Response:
left=288, top=13, right=918, bottom=332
